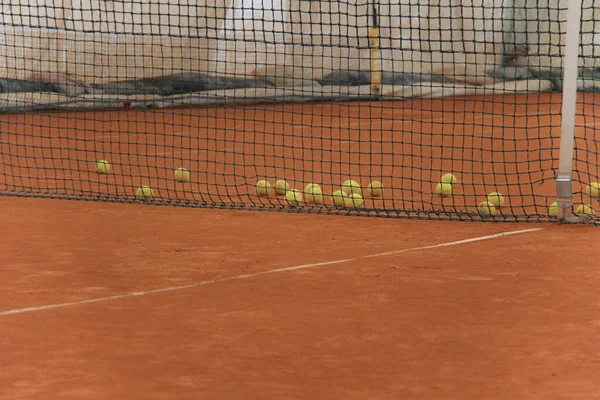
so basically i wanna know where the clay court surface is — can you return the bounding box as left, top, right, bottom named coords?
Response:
left=2, top=92, right=600, bottom=399
left=2, top=196, right=600, bottom=400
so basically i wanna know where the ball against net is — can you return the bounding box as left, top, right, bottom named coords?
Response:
left=576, top=204, right=595, bottom=217
left=275, top=180, right=290, bottom=195
left=486, top=192, right=504, bottom=207
left=549, top=201, right=559, bottom=217
left=331, top=190, right=346, bottom=207
left=477, top=201, right=496, bottom=216
left=342, top=179, right=361, bottom=195
left=174, top=168, right=190, bottom=182
left=304, top=183, right=324, bottom=204
left=441, top=173, right=457, bottom=185
left=256, top=180, right=272, bottom=197
left=285, top=189, right=303, bottom=207
left=135, top=186, right=154, bottom=201
left=367, top=181, right=384, bottom=197
left=344, top=193, right=364, bottom=209
left=585, top=182, right=600, bottom=198
left=96, top=160, right=111, bottom=174
left=435, top=183, right=453, bottom=197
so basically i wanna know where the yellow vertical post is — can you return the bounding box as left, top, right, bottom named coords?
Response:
left=369, top=27, right=381, bottom=97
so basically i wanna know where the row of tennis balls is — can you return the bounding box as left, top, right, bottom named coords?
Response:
left=548, top=202, right=595, bottom=217
left=434, top=173, right=505, bottom=216
left=96, top=160, right=189, bottom=201
left=570, top=182, right=600, bottom=217
left=546, top=182, right=600, bottom=217
left=98, top=159, right=383, bottom=206
left=97, top=159, right=599, bottom=218
left=440, top=174, right=597, bottom=217
left=256, top=179, right=384, bottom=209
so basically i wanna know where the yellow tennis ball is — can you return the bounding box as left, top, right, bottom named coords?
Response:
left=275, top=180, right=290, bottom=195
left=367, top=181, right=384, bottom=197
left=487, top=192, right=504, bottom=207
left=585, top=182, right=600, bottom=198
left=576, top=204, right=595, bottom=217
left=174, top=167, right=190, bottom=182
left=331, top=190, right=346, bottom=207
left=255, top=180, right=272, bottom=197
left=305, top=183, right=321, bottom=192
left=435, top=183, right=453, bottom=197
left=477, top=201, right=496, bottom=216
left=549, top=201, right=559, bottom=217
left=96, top=160, right=111, bottom=174
left=342, top=179, right=361, bottom=195
left=305, top=191, right=324, bottom=204
left=285, top=189, right=303, bottom=207
left=441, top=173, right=457, bottom=185
left=135, top=186, right=154, bottom=201
left=304, top=183, right=324, bottom=204
left=344, top=193, right=364, bottom=209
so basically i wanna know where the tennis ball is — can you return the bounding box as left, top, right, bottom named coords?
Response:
left=331, top=190, right=346, bottom=207
left=477, top=201, right=496, bottom=216
left=441, top=173, right=457, bottom=185
left=585, top=182, right=600, bottom=198
left=549, top=201, right=559, bottom=217
left=487, top=192, right=505, bottom=207
left=285, top=189, right=303, bottom=207
left=435, top=183, right=453, bottom=197
left=344, top=193, right=364, bottom=209
left=342, top=179, right=361, bottom=195
left=304, top=183, right=324, bottom=204
left=576, top=204, right=595, bottom=217
left=255, top=180, right=272, bottom=197
left=304, top=183, right=320, bottom=193
left=135, top=186, right=154, bottom=201
left=96, top=160, right=111, bottom=174
left=174, top=167, right=190, bottom=182
left=275, top=180, right=290, bottom=195
left=367, top=181, right=384, bottom=197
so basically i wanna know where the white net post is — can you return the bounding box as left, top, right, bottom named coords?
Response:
left=556, top=0, right=583, bottom=222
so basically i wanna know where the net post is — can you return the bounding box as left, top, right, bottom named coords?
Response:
left=556, top=0, right=583, bottom=223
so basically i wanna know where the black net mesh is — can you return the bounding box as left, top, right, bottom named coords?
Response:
left=0, top=0, right=597, bottom=223
left=571, top=1, right=600, bottom=225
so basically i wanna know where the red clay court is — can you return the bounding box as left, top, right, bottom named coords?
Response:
left=2, top=91, right=600, bottom=399
left=2, top=197, right=600, bottom=399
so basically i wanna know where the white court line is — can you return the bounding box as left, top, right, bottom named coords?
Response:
left=0, top=227, right=542, bottom=317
